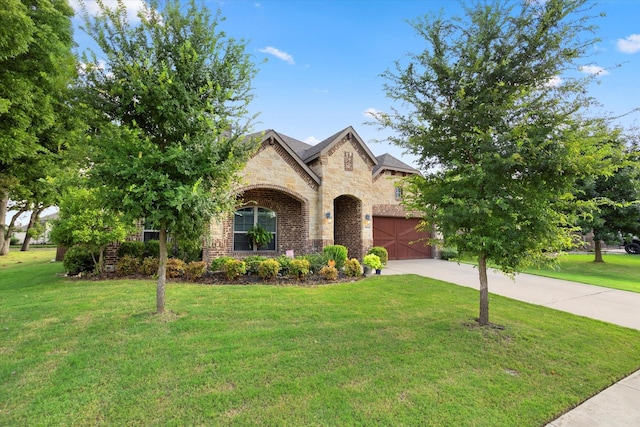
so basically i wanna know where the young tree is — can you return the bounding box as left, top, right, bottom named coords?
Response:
left=377, top=0, right=613, bottom=325
left=80, top=0, right=259, bottom=313
left=0, top=0, right=77, bottom=255
left=50, top=187, right=133, bottom=273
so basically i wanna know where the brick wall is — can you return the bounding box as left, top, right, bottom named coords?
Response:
left=204, top=186, right=310, bottom=260
left=334, top=195, right=363, bottom=260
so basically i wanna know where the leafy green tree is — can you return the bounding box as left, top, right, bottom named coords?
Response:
left=50, top=187, right=133, bottom=273
left=577, top=134, right=640, bottom=262
left=80, top=0, right=258, bottom=313
left=0, top=0, right=77, bottom=255
left=377, top=0, right=614, bottom=325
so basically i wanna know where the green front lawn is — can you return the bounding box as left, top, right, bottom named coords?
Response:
left=524, top=254, right=640, bottom=293
left=2, top=250, right=640, bottom=426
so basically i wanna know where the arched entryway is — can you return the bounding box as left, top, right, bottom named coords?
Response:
left=333, top=195, right=363, bottom=260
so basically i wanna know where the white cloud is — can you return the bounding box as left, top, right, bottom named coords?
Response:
left=617, top=34, right=640, bottom=54
left=545, top=75, right=563, bottom=88
left=304, top=136, right=320, bottom=144
left=363, top=107, right=382, bottom=119
left=259, top=46, right=295, bottom=65
left=78, top=59, right=111, bottom=77
left=579, top=65, right=610, bottom=76
left=71, top=0, right=146, bottom=23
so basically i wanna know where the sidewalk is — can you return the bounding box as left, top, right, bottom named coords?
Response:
left=384, top=259, right=640, bottom=427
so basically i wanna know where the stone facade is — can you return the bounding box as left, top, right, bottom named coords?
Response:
left=204, top=127, right=420, bottom=262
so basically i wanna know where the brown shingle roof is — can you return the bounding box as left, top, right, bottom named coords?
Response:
left=373, top=153, right=418, bottom=177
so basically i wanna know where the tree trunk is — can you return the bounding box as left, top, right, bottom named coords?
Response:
left=21, top=207, right=44, bottom=252
left=1, top=206, right=28, bottom=256
left=156, top=227, right=168, bottom=314
left=0, top=192, right=8, bottom=255
left=97, top=246, right=105, bottom=274
left=593, top=239, right=604, bottom=263
left=478, top=252, right=489, bottom=326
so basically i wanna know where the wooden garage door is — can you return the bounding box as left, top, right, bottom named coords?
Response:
left=373, top=217, right=431, bottom=260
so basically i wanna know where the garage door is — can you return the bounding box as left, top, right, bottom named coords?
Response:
left=373, top=217, right=432, bottom=260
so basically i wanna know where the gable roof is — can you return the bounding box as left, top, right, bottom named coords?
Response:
left=259, top=130, right=321, bottom=186
left=276, top=132, right=312, bottom=159
left=373, top=153, right=418, bottom=178
left=250, top=127, right=417, bottom=180
left=302, top=126, right=378, bottom=166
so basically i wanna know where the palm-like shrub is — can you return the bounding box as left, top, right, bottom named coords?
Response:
left=323, top=245, right=348, bottom=269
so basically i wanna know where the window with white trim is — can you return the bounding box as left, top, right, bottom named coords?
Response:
left=233, top=207, right=277, bottom=251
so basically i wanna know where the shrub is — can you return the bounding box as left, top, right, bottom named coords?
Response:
left=116, top=255, right=140, bottom=276
left=289, top=258, right=311, bottom=279
left=117, top=241, right=145, bottom=259
left=244, top=255, right=268, bottom=275
left=276, top=255, right=292, bottom=275
left=302, top=253, right=327, bottom=274
left=323, top=245, right=348, bottom=269
left=10, top=236, right=19, bottom=245
left=185, top=261, right=207, bottom=281
left=318, top=265, right=338, bottom=281
left=367, top=246, right=388, bottom=266
left=173, top=240, right=203, bottom=263
left=210, top=256, right=233, bottom=272
left=440, top=247, right=458, bottom=260
left=224, top=259, right=246, bottom=280
left=166, top=258, right=186, bottom=278
left=343, top=258, right=362, bottom=277
left=140, top=257, right=159, bottom=276
left=258, top=258, right=281, bottom=280
left=144, top=240, right=160, bottom=258
left=363, top=254, right=382, bottom=270
left=63, top=246, right=95, bottom=275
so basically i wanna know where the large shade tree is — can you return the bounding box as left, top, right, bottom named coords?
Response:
left=577, top=133, right=640, bottom=261
left=377, top=0, right=615, bottom=325
left=80, top=0, right=259, bottom=313
left=0, top=0, right=77, bottom=255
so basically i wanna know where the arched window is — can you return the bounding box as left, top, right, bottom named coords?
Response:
left=233, top=207, right=277, bottom=251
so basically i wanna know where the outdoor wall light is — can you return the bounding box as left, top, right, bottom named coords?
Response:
left=364, top=213, right=371, bottom=228
left=364, top=214, right=371, bottom=221
left=325, top=211, right=332, bottom=224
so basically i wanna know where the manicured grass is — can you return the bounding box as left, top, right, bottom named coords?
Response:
left=524, top=254, right=640, bottom=293
left=2, top=251, right=640, bottom=426
left=0, top=247, right=57, bottom=269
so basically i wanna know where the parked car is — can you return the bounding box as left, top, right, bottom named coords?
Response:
left=624, top=238, right=640, bottom=255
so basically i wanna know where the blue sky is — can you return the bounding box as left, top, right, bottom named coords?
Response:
left=7, top=0, right=640, bottom=224
left=71, top=0, right=640, bottom=167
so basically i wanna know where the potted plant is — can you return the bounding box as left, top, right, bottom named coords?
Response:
left=363, top=253, right=382, bottom=276
left=366, top=246, right=388, bottom=267
left=246, top=224, right=272, bottom=250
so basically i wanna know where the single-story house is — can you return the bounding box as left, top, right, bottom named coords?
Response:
left=204, top=126, right=432, bottom=261
left=105, top=126, right=432, bottom=268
